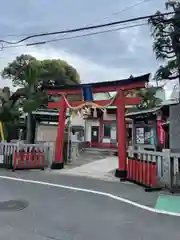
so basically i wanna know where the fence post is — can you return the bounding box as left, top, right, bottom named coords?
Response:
left=128, top=146, right=134, bottom=158
left=71, top=143, right=77, bottom=163
left=173, top=156, right=179, bottom=187
left=44, top=142, right=54, bottom=168
left=162, top=149, right=171, bottom=188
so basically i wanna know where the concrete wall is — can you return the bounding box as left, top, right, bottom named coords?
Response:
left=170, top=103, right=180, bottom=152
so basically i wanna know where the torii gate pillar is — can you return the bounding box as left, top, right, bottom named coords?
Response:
left=51, top=97, right=67, bottom=169
left=115, top=90, right=127, bottom=179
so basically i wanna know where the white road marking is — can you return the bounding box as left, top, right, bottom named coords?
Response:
left=0, top=175, right=179, bottom=217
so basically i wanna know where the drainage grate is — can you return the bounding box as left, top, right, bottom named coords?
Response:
left=0, top=200, right=29, bottom=211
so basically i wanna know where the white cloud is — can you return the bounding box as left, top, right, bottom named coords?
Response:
left=0, top=44, right=136, bottom=89
left=0, top=44, right=175, bottom=100
left=164, top=79, right=179, bottom=99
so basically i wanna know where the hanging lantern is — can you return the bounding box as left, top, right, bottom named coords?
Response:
left=82, top=85, right=93, bottom=102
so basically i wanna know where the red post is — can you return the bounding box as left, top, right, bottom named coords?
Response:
left=51, top=98, right=67, bottom=169
left=115, top=90, right=127, bottom=179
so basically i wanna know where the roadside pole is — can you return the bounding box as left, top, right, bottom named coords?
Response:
left=67, top=117, right=71, bottom=163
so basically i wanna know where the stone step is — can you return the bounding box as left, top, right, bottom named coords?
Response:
left=83, top=148, right=117, bottom=156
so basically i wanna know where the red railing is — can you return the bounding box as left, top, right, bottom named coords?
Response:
left=13, top=148, right=45, bottom=171
left=127, top=151, right=162, bottom=192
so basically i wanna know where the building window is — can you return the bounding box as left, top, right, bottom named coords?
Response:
left=103, top=123, right=111, bottom=137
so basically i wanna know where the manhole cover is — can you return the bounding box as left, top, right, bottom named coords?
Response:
left=0, top=200, right=29, bottom=211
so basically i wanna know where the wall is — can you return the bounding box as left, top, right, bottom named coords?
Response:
left=34, top=114, right=85, bottom=144
left=169, top=103, right=180, bottom=152
left=103, top=113, right=116, bottom=121
left=71, top=115, right=85, bottom=127
left=85, top=119, right=99, bottom=142
left=85, top=111, right=134, bottom=149
left=101, top=113, right=116, bottom=145
left=84, top=113, right=117, bottom=148
left=36, top=124, right=58, bottom=142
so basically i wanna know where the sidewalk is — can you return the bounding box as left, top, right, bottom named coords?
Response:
left=155, top=193, right=180, bottom=213
left=55, top=156, right=119, bottom=182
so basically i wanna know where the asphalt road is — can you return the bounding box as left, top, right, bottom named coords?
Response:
left=0, top=172, right=179, bottom=239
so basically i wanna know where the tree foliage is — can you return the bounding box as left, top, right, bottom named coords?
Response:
left=1, top=54, right=81, bottom=112
left=2, top=54, right=80, bottom=87
left=1, top=54, right=81, bottom=142
left=136, top=86, right=163, bottom=110
left=149, top=0, right=180, bottom=82
left=39, top=59, right=80, bottom=87
left=0, top=87, right=20, bottom=122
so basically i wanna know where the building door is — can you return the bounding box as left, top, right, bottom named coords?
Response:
left=91, top=126, right=99, bottom=143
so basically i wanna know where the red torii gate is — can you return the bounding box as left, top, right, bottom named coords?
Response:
left=43, top=73, right=149, bottom=179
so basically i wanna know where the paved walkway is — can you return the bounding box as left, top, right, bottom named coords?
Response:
left=58, top=156, right=119, bottom=181
left=66, top=150, right=109, bottom=168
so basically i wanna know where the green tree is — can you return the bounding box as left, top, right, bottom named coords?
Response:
left=1, top=54, right=81, bottom=143
left=0, top=87, right=22, bottom=140
left=40, top=59, right=80, bottom=86
left=149, top=0, right=180, bottom=83
left=0, top=87, right=21, bottom=122
left=136, top=86, right=163, bottom=110
left=2, top=54, right=80, bottom=87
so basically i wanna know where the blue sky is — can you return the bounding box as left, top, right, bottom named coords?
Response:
left=0, top=0, right=176, bottom=97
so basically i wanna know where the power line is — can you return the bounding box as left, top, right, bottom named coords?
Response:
left=27, top=23, right=147, bottom=46
left=0, top=0, right=151, bottom=39
left=2, top=22, right=147, bottom=50
left=96, top=0, right=152, bottom=22
left=81, top=0, right=152, bottom=28
left=0, top=11, right=175, bottom=45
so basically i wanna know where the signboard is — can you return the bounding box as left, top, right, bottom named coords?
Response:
left=136, top=128, right=144, bottom=144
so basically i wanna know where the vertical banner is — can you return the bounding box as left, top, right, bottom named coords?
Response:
left=157, top=120, right=165, bottom=145
left=150, top=129, right=154, bottom=145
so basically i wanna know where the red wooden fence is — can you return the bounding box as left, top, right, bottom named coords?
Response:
left=13, top=149, right=45, bottom=171
left=127, top=152, right=161, bottom=191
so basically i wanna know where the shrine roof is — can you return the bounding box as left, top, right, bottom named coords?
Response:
left=126, top=102, right=170, bottom=118
left=42, top=73, right=150, bottom=90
